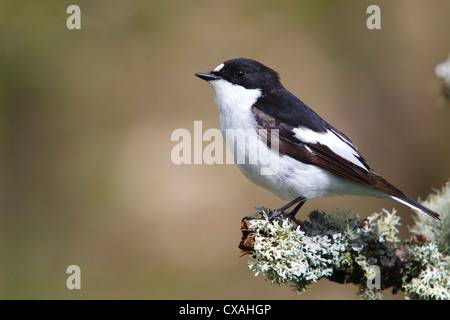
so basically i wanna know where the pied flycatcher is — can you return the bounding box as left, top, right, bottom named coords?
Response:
left=195, top=58, right=440, bottom=220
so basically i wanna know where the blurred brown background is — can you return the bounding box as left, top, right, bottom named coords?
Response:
left=0, top=0, right=449, bottom=299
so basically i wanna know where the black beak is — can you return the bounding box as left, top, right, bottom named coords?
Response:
left=195, top=72, right=222, bottom=81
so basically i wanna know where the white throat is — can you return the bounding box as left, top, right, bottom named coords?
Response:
left=208, top=79, right=262, bottom=132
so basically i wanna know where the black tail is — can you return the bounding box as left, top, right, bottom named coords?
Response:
left=391, top=196, right=440, bottom=220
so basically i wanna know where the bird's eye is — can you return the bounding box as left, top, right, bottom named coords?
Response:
left=234, top=69, right=245, bottom=78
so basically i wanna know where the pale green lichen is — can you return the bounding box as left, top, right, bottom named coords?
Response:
left=245, top=180, right=450, bottom=300
left=247, top=208, right=399, bottom=297
left=410, top=181, right=450, bottom=255
left=403, top=242, right=450, bottom=300
left=404, top=181, right=450, bottom=300
left=366, top=208, right=401, bottom=244
left=248, top=213, right=347, bottom=292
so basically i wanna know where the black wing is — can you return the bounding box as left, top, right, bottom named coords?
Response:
left=251, top=91, right=406, bottom=198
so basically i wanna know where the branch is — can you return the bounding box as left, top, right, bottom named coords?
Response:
left=239, top=181, right=450, bottom=300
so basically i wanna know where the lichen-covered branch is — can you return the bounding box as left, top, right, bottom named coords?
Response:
left=239, top=181, right=450, bottom=300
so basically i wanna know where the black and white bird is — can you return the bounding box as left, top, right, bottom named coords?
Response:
left=195, top=58, right=440, bottom=220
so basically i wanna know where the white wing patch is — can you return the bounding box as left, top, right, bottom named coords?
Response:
left=292, top=127, right=368, bottom=171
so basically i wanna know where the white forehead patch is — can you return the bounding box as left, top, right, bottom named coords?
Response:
left=213, top=63, right=225, bottom=72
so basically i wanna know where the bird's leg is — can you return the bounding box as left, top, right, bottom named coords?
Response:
left=286, top=199, right=306, bottom=218
left=284, top=199, right=306, bottom=225
left=269, top=196, right=306, bottom=220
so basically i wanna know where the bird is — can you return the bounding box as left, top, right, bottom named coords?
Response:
left=195, top=58, right=440, bottom=220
